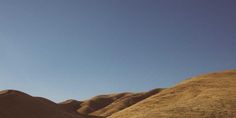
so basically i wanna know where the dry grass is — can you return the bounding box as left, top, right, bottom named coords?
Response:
left=109, top=70, right=236, bottom=118
left=90, top=88, right=163, bottom=117
left=59, top=89, right=161, bottom=117
left=1, top=70, right=235, bottom=118
left=0, top=90, right=84, bottom=118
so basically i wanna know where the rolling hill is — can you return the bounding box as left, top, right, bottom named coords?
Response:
left=109, top=70, right=236, bottom=118
left=0, top=69, right=235, bottom=118
left=0, top=90, right=84, bottom=118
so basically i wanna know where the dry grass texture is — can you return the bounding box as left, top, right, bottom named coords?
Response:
left=109, top=70, right=236, bottom=118
left=0, top=70, right=235, bottom=118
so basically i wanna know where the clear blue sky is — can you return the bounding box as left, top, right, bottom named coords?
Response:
left=0, top=0, right=236, bottom=102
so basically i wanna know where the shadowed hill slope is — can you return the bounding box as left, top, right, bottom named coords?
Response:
left=0, top=90, right=95, bottom=118
left=0, top=90, right=85, bottom=118
left=60, top=99, right=83, bottom=113
left=90, top=88, right=163, bottom=117
left=76, top=93, right=132, bottom=115
left=109, top=70, right=236, bottom=118
left=60, top=89, right=163, bottom=117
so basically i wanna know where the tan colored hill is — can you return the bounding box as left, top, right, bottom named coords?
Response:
left=0, top=90, right=102, bottom=118
left=90, top=88, right=163, bottom=117
left=0, top=90, right=85, bottom=118
left=0, top=88, right=157, bottom=118
left=76, top=93, right=132, bottom=115
left=1, top=69, right=235, bottom=118
left=60, top=89, right=162, bottom=117
left=109, top=70, right=236, bottom=118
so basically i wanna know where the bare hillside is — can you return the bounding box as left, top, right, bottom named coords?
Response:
left=60, top=89, right=162, bottom=117
left=0, top=90, right=84, bottom=118
left=1, top=70, right=235, bottom=118
left=109, top=70, right=236, bottom=118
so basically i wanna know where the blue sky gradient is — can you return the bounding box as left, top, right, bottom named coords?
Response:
left=0, top=0, right=236, bottom=102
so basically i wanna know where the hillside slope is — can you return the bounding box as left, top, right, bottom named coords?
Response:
left=1, top=70, right=235, bottom=118
left=109, top=70, right=236, bottom=118
left=0, top=90, right=85, bottom=118
left=60, top=89, right=162, bottom=117
left=90, top=88, right=163, bottom=117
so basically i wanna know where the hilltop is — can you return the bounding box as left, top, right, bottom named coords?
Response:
left=0, top=70, right=235, bottom=118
